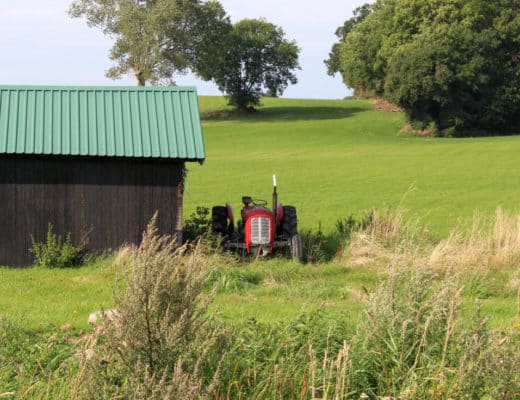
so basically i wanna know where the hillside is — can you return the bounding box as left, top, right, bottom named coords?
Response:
left=189, top=96, right=520, bottom=235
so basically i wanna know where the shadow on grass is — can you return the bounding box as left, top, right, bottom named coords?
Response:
left=202, top=105, right=369, bottom=123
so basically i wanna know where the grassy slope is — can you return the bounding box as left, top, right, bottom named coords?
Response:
left=188, top=96, right=520, bottom=236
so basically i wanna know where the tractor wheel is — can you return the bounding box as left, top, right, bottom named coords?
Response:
left=282, top=206, right=298, bottom=237
left=211, top=206, right=228, bottom=235
left=290, top=234, right=303, bottom=261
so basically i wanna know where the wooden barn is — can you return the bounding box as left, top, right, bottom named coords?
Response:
left=0, top=85, right=205, bottom=266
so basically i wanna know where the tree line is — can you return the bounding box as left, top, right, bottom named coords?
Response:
left=71, top=0, right=519, bottom=134
left=326, top=0, right=520, bottom=136
left=69, top=0, right=300, bottom=112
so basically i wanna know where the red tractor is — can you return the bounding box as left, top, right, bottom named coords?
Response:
left=211, top=175, right=303, bottom=260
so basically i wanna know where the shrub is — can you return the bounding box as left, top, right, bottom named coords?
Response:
left=183, top=206, right=211, bottom=243
left=81, top=215, right=232, bottom=399
left=30, top=224, right=85, bottom=268
left=335, top=212, right=374, bottom=242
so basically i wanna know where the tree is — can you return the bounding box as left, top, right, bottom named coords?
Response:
left=324, top=3, right=372, bottom=77
left=69, top=0, right=231, bottom=86
left=333, top=0, right=520, bottom=135
left=210, top=19, right=300, bottom=111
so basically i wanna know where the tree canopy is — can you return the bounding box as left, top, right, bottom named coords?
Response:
left=209, top=19, right=300, bottom=111
left=69, top=0, right=230, bottom=86
left=328, top=0, right=520, bottom=135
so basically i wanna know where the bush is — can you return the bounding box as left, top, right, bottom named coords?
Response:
left=81, top=215, right=232, bottom=399
left=30, top=224, right=85, bottom=268
left=183, top=206, right=211, bottom=243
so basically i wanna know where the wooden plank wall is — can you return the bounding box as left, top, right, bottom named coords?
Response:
left=0, top=155, right=184, bottom=266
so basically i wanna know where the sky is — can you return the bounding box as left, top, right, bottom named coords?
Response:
left=0, top=0, right=368, bottom=99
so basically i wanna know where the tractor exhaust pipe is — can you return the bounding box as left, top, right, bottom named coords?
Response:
left=272, top=174, right=278, bottom=226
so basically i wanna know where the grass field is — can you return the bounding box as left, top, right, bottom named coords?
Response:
left=2, top=96, right=520, bottom=329
left=1, top=97, right=519, bottom=398
left=187, top=96, right=520, bottom=236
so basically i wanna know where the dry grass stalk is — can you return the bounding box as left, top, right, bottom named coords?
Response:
left=345, top=208, right=429, bottom=270
left=346, top=207, right=520, bottom=277
left=301, top=341, right=353, bottom=400
left=429, top=207, right=520, bottom=272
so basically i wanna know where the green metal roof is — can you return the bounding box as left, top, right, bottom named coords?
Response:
left=0, top=85, right=205, bottom=161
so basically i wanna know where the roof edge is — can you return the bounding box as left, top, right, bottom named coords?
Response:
left=0, top=85, right=198, bottom=92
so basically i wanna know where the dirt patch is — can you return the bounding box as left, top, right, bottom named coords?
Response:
left=400, top=124, right=434, bottom=137
left=373, top=98, right=403, bottom=112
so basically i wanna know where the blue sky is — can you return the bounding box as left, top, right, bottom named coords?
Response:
left=0, top=0, right=368, bottom=99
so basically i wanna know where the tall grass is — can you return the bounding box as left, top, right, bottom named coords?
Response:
left=211, top=270, right=519, bottom=399
left=429, top=207, right=520, bottom=272
left=0, top=320, right=80, bottom=399
left=347, top=207, right=520, bottom=275
left=344, top=207, right=432, bottom=270
left=2, top=209, right=519, bottom=399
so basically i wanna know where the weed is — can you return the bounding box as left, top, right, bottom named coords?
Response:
left=80, top=215, right=233, bottom=399
left=30, top=223, right=86, bottom=268
left=336, top=212, right=374, bottom=242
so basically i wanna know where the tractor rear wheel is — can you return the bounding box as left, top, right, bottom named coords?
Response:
left=290, top=234, right=303, bottom=261
left=282, top=206, right=298, bottom=237
left=211, top=206, right=228, bottom=235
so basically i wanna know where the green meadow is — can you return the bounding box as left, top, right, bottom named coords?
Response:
left=1, top=97, right=519, bottom=399
left=2, top=96, right=520, bottom=330
left=188, top=96, right=520, bottom=236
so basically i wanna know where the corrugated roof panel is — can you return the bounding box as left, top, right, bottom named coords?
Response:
left=0, top=85, right=205, bottom=161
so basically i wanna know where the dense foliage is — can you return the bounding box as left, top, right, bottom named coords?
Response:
left=209, top=19, right=300, bottom=111
left=328, top=0, right=520, bottom=135
left=69, top=0, right=230, bottom=85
